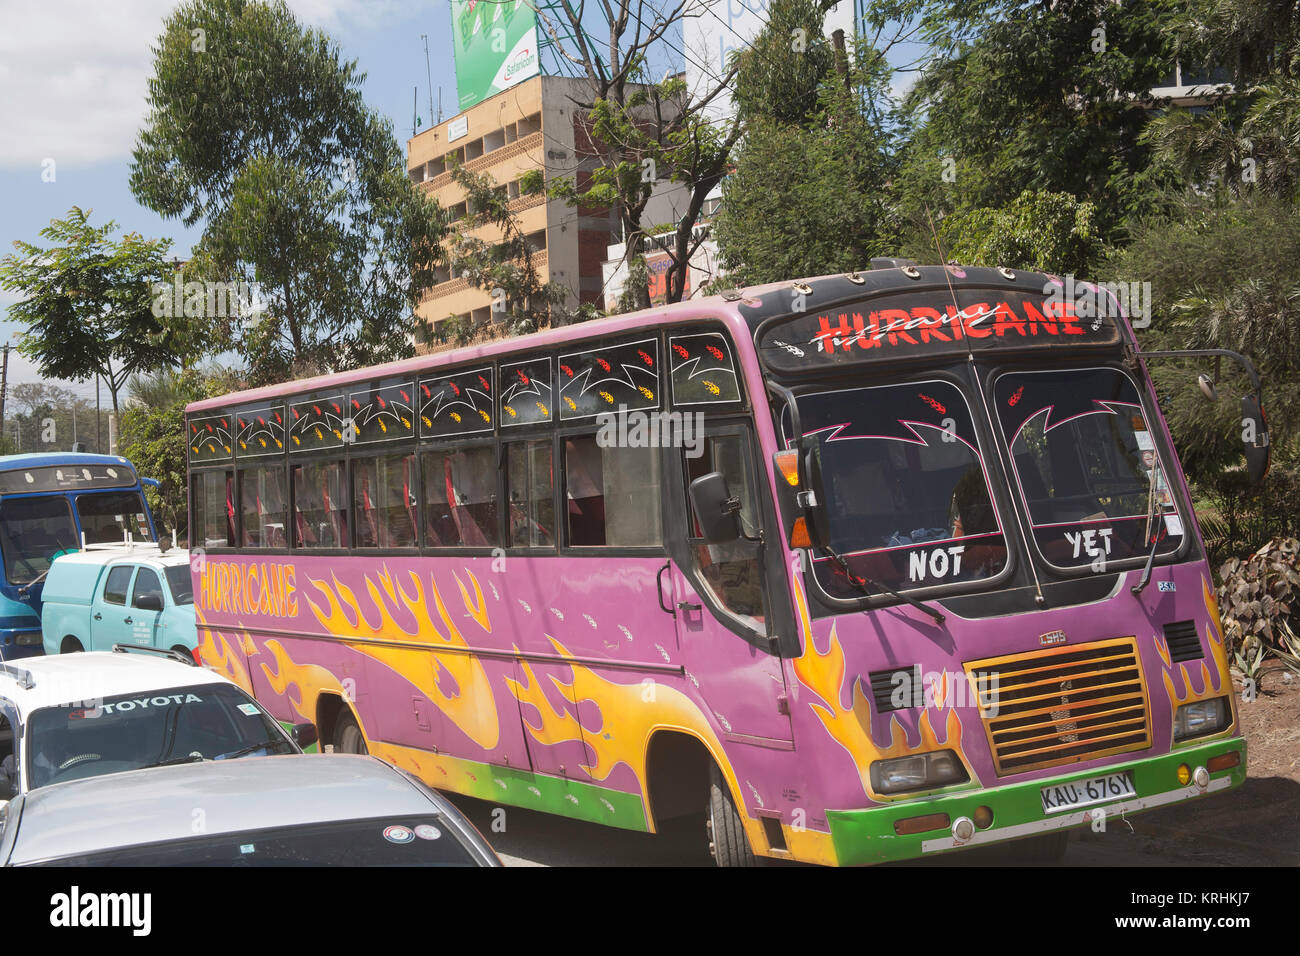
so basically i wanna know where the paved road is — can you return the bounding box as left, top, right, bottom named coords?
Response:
left=445, top=792, right=1278, bottom=867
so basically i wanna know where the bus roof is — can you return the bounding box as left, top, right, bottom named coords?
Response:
left=186, top=264, right=1125, bottom=413
left=0, top=453, right=137, bottom=473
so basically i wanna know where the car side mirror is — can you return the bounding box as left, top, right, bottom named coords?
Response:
left=688, top=472, right=741, bottom=544
left=136, top=592, right=164, bottom=612
left=291, top=722, right=319, bottom=750
left=1241, top=393, right=1271, bottom=484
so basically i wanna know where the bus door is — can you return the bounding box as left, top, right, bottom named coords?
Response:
left=665, top=424, right=793, bottom=744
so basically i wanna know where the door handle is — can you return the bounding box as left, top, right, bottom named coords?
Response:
left=655, top=562, right=675, bottom=617
left=93, top=613, right=102, bottom=621
left=124, top=616, right=133, bottom=625
left=677, top=601, right=702, bottom=612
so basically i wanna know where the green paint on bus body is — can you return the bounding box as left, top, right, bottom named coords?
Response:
left=826, top=737, right=1247, bottom=865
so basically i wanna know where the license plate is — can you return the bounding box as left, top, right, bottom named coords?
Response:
left=1039, top=771, right=1136, bottom=814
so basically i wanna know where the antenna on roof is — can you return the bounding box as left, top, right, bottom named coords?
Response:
left=423, top=34, right=435, bottom=130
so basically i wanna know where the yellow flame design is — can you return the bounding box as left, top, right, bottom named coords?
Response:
left=1157, top=577, right=1233, bottom=723
left=195, top=612, right=253, bottom=695
left=261, top=639, right=349, bottom=724
left=305, top=566, right=500, bottom=751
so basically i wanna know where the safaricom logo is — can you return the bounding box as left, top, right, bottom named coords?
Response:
left=504, top=48, right=534, bottom=79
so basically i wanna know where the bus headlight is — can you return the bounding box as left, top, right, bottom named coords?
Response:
left=1173, top=698, right=1229, bottom=741
left=870, top=750, right=969, bottom=795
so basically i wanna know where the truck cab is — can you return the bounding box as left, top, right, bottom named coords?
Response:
left=40, top=546, right=197, bottom=657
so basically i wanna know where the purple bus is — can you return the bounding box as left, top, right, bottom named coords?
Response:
left=185, top=264, right=1269, bottom=865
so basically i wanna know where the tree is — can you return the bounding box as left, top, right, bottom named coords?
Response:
left=439, top=161, right=570, bottom=344
left=937, top=189, right=1102, bottom=275
left=130, top=0, right=445, bottom=384
left=537, top=0, right=741, bottom=309
left=713, top=0, right=898, bottom=284
left=0, top=207, right=189, bottom=415
left=890, top=0, right=1181, bottom=246
left=3, top=383, right=104, bottom=455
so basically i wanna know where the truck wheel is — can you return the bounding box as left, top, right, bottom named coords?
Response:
left=333, top=710, right=368, bottom=755
left=60, top=637, right=84, bottom=654
left=707, top=762, right=756, bottom=867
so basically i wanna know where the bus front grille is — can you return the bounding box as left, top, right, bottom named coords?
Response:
left=965, top=638, right=1152, bottom=776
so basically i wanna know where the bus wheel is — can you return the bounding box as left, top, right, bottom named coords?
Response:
left=60, top=637, right=83, bottom=654
left=333, top=710, right=368, bottom=755
left=1016, top=829, right=1069, bottom=863
left=707, top=762, right=756, bottom=867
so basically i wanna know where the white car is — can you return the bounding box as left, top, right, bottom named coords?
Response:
left=0, top=646, right=315, bottom=803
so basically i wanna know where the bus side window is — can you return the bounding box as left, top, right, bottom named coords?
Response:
left=684, top=432, right=766, bottom=631
left=191, top=471, right=234, bottom=549
left=506, top=440, right=554, bottom=548
left=564, top=436, right=662, bottom=547
left=423, top=446, right=498, bottom=548
left=293, top=461, right=348, bottom=549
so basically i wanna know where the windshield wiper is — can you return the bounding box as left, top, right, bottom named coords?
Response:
left=144, top=753, right=205, bottom=768
left=214, top=740, right=280, bottom=761
left=1131, top=457, right=1165, bottom=597
left=824, top=545, right=946, bottom=626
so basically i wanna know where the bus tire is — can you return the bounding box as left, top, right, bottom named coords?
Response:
left=61, top=637, right=83, bottom=654
left=1016, top=828, right=1069, bottom=863
left=707, top=762, right=756, bottom=867
left=333, top=709, right=368, bottom=755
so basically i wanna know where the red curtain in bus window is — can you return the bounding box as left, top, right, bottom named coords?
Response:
left=360, top=473, right=378, bottom=547
left=444, top=455, right=490, bottom=547
left=403, top=457, right=418, bottom=544
left=225, top=474, right=236, bottom=545
left=321, top=471, right=345, bottom=546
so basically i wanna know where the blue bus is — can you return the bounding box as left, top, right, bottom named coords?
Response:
left=0, top=454, right=159, bottom=659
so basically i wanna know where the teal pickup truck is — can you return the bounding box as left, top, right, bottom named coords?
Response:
left=40, top=546, right=198, bottom=656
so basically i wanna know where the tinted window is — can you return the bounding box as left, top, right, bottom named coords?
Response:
left=507, top=440, right=553, bottom=548
left=423, top=447, right=498, bottom=547
left=240, top=467, right=288, bottom=549
left=293, top=461, right=348, bottom=549
left=565, top=437, right=662, bottom=547
left=26, top=683, right=295, bottom=790
left=131, top=568, right=162, bottom=608
left=30, top=815, right=478, bottom=867
left=77, top=491, right=153, bottom=544
left=355, top=454, right=418, bottom=548
left=164, top=565, right=194, bottom=605
left=192, top=471, right=234, bottom=548
left=686, top=434, right=765, bottom=630
left=0, top=496, right=77, bottom=585
left=103, top=566, right=133, bottom=605
left=994, top=367, right=1185, bottom=568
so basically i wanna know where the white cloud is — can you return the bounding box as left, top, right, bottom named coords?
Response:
left=0, top=0, right=443, bottom=171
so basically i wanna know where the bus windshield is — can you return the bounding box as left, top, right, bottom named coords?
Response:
left=0, top=496, right=78, bottom=584
left=75, top=490, right=154, bottom=544
left=994, top=367, right=1184, bottom=569
left=791, top=378, right=1009, bottom=599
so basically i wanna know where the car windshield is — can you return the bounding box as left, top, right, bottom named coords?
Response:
left=0, top=496, right=78, bottom=585
left=164, top=565, right=194, bottom=604
left=26, top=815, right=479, bottom=866
left=26, top=683, right=296, bottom=789
left=787, top=379, right=1008, bottom=599
left=76, top=491, right=154, bottom=544
left=993, top=367, right=1184, bottom=569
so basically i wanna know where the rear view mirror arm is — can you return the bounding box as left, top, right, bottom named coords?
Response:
left=1135, top=349, right=1261, bottom=394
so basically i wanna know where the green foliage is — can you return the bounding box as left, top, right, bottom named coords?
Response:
left=3, top=383, right=105, bottom=455
left=937, top=190, right=1102, bottom=275
left=130, top=0, right=444, bottom=384
left=714, top=4, right=897, bottom=285
left=0, top=207, right=190, bottom=413
left=891, top=0, right=1181, bottom=246
left=445, top=160, right=568, bottom=337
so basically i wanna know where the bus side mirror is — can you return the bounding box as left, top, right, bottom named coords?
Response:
left=1242, top=393, right=1270, bottom=484
left=689, top=472, right=741, bottom=544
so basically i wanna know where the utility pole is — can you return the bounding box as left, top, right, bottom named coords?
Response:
left=95, top=375, right=102, bottom=453
left=0, top=343, right=9, bottom=447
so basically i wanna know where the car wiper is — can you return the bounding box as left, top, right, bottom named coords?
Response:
left=1131, top=457, right=1165, bottom=597
left=824, top=545, right=946, bottom=626
left=213, top=740, right=281, bottom=761
left=144, top=753, right=205, bottom=768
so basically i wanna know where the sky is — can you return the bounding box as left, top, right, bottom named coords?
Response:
left=0, top=0, right=923, bottom=402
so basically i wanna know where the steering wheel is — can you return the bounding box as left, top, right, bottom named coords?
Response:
left=57, top=752, right=102, bottom=770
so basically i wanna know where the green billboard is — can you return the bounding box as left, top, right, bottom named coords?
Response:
left=450, top=0, right=541, bottom=112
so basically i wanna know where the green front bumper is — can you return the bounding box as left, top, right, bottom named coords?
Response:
left=826, top=736, right=1247, bottom=865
